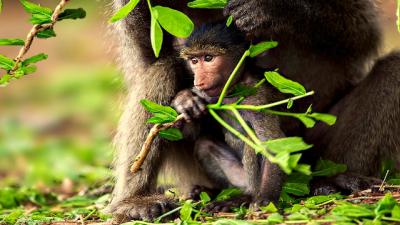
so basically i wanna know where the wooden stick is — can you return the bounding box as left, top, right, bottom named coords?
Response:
left=130, top=114, right=185, bottom=173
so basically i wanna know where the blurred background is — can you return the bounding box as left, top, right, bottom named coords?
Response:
left=0, top=0, right=399, bottom=192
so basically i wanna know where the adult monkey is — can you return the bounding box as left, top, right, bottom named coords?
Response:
left=108, top=0, right=400, bottom=222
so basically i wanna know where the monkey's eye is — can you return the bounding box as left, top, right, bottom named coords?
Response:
left=190, top=57, right=199, bottom=64
left=204, top=55, right=214, bottom=62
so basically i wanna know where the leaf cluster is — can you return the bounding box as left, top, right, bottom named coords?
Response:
left=0, top=0, right=86, bottom=86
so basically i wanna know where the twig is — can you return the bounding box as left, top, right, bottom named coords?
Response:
left=130, top=114, right=185, bottom=173
left=9, top=0, right=70, bottom=73
left=379, top=170, right=390, bottom=191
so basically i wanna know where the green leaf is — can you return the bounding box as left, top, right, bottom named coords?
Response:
left=287, top=212, right=309, bottom=221
left=158, top=128, right=183, bottom=141
left=226, top=15, right=233, bottom=27
left=187, top=0, right=228, bottom=9
left=215, top=188, right=242, bottom=201
left=308, top=113, right=337, bottom=126
left=332, top=204, right=375, bottom=218
left=304, top=195, right=335, bottom=208
left=36, top=29, right=56, bottom=39
left=152, top=6, right=194, bottom=38
left=150, top=14, right=163, bottom=58
left=22, top=53, right=48, bottom=66
left=109, top=0, right=140, bottom=23
left=214, top=220, right=254, bottom=225
left=283, top=172, right=312, bottom=197
left=140, top=99, right=178, bottom=120
left=146, top=114, right=176, bottom=124
left=180, top=200, right=193, bottom=222
left=249, top=41, right=278, bottom=58
left=58, top=8, right=86, bottom=21
left=283, top=182, right=309, bottom=196
left=20, top=0, right=52, bottom=24
left=0, top=0, right=2, bottom=14
left=0, top=54, right=15, bottom=70
left=264, top=71, right=306, bottom=96
left=274, top=152, right=291, bottom=174
left=228, top=84, right=257, bottom=98
left=263, top=137, right=313, bottom=154
left=267, top=213, right=284, bottom=224
left=392, top=205, right=400, bottom=219
left=199, top=192, right=211, bottom=204
left=0, top=39, right=25, bottom=46
left=312, top=159, right=347, bottom=177
left=287, top=98, right=294, bottom=109
left=294, top=164, right=312, bottom=175
left=260, top=202, right=278, bottom=213
left=375, top=193, right=397, bottom=217
left=296, top=114, right=316, bottom=128
left=17, top=65, right=37, bottom=76
left=0, top=74, right=13, bottom=86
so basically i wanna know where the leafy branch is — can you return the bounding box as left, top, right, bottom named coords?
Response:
left=0, top=0, right=86, bottom=86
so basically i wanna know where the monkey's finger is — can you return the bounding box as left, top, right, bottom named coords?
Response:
left=224, top=0, right=245, bottom=16
left=193, top=96, right=207, bottom=113
left=190, top=101, right=204, bottom=119
left=236, top=14, right=259, bottom=33
left=227, top=3, right=248, bottom=22
left=181, top=112, right=192, bottom=123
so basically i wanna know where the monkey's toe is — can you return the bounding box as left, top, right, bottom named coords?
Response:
left=111, top=195, right=178, bottom=223
left=189, top=185, right=220, bottom=200
left=204, top=195, right=251, bottom=213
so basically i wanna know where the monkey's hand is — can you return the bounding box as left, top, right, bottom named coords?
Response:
left=224, top=0, right=268, bottom=34
left=109, top=195, right=178, bottom=223
left=172, top=89, right=207, bottom=122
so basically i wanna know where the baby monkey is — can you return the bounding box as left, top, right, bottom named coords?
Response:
left=172, top=23, right=285, bottom=211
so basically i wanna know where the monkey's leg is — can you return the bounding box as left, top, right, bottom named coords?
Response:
left=195, top=137, right=248, bottom=189
left=194, top=137, right=253, bottom=212
left=309, top=51, right=400, bottom=193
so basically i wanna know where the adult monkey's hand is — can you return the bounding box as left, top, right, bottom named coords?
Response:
left=224, top=0, right=268, bottom=34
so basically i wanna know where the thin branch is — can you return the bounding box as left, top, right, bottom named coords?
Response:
left=9, top=0, right=70, bottom=73
left=130, top=114, right=185, bottom=173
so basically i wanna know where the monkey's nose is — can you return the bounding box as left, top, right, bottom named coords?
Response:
left=194, top=83, right=206, bottom=89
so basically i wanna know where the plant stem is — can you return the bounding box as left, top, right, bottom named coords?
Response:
left=210, top=91, right=315, bottom=111
left=209, top=109, right=259, bottom=150
left=216, top=50, right=250, bottom=106
left=230, top=108, right=261, bottom=146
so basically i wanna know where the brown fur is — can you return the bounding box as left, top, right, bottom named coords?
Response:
left=107, top=0, right=400, bottom=222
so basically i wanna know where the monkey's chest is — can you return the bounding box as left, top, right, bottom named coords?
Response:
left=220, top=111, right=250, bottom=154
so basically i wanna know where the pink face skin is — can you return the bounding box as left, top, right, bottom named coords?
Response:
left=187, top=54, right=237, bottom=97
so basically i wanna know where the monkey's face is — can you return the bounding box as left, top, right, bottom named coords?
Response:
left=188, top=54, right=237, bottom=97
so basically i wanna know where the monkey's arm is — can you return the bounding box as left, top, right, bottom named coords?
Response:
left=225, top=0, right=380, bottom=58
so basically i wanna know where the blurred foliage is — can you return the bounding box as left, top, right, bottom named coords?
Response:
left=0, top=66, right=121, bottom=187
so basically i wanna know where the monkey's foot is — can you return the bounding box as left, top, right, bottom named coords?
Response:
left=311, top=172, right=382, bottom=196
left=189, top=185, right=221, bottom=200
left=204, top=195, right=251, bottom=213
left=333, top=172, right=382, bottom=193
left=108, top=195, right=178, bottom=223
